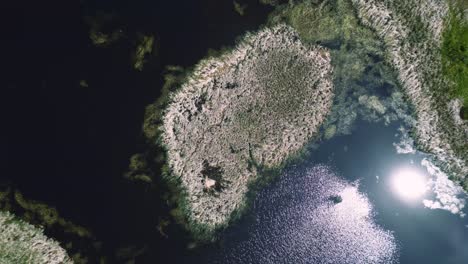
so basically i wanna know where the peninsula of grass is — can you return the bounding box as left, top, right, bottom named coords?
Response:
left=442, top=1, right=468, bottom=115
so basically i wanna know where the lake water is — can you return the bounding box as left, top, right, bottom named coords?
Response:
left=180, top=120, right=468, bottom=264
left=5, top=1, right=466, bottom=262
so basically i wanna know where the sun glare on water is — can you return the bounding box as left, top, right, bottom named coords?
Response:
left=391, top=168, right=428, bottom=201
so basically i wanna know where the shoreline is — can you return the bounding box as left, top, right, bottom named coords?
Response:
left=139, top=0, right=467, bottom=242
left=159, top=24, right=334, bottom=238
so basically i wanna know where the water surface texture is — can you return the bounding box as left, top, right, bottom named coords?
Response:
left=182, top=121, right=468, bottom=264
left=214, top=165, right=397, bottom=264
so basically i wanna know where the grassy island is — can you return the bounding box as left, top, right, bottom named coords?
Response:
left=141, top=0, right=467, bottom=241
left=160, top=24, right=334, bottom=236
left=0, top=211, right=71, bottom=264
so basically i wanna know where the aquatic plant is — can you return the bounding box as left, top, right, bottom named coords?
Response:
left=160, top=24, right=333, bottom=236
left=233, top=1, right=248, bottom=16
left=123, top=153, right=153, bottom=183
left=85, top=13, right=123, bottom=47
left=259, top=0, right=280, bottom=6
left=139, top=0, right=466, bottom=242
left=0, top=211, right=72, bottom=264
left=0, top=187, right=106, bottom=263
left=276, top=0, right=410, bottom=138
left=133, top=35, right=156, bottom=71
left=79, top=80, right=89, bottom=88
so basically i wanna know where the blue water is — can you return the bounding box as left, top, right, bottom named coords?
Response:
left=183, top=120, right=468, bottom=263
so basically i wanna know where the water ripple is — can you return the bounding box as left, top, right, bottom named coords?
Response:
left=210, top=165, right=398, bottom=264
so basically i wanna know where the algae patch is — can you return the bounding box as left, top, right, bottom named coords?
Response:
left=133, top=35, right=156, bottom=71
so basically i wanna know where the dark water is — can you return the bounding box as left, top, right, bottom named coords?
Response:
left=181, top=121, right=468, bottom=264
left=3, top=0, right=272, bottom=261
left=4, top=1, right=468, bottom=263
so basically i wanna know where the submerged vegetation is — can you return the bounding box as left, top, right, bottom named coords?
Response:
left=142, top=65, right=188, bottom=143
left=351, top=0, right=468, bottom=189
left=85, top=13, right=123, bottom=47
left=133, top=34, right=156, bottom=71
left=275, top=0, right=411, bottom=137
left=127, top=65, right=199, bottom=240
left=233, top=1, right=248, bottom=16
left=0, top=187, right=105, bottom=263
left=85, top=12, right=158, bottom=71
left=124, top=153, right=153, bottom=183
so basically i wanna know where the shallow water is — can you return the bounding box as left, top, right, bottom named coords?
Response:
left=182, top=120, right=468, bottom=264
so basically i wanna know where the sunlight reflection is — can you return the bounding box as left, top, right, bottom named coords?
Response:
left=391, top=168, right=428, bottom=201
